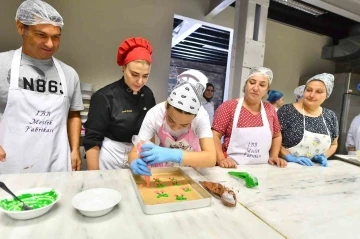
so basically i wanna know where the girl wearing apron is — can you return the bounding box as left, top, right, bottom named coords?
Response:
left=128, top=70, right=216, bottom=175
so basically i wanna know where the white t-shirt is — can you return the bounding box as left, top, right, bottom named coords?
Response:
left=0, top=50, right=84, bottom=119
left=203, top=101, right=214, bottom=125
left=138, top=102, right=213, bottom=141
left=346, top=114, right=360, bottom=151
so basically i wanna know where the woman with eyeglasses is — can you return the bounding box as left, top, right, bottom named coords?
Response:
left=203, top=83, right=215, bottom=124
left=128, top=70, right=216, bottom=176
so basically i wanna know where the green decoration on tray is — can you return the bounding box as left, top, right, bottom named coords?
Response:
left=169, top=177, right=180, bottom=186
left=153, top=178, right=161, bottom=183
left=172, top=181, right=180, bottom=186
left=175, top=194, right=187, bottom=200
left=228, top=171, right=259, bottom=188
left=155, top=190, right=169, bottom=198
left=156, top=183, right=164, bottom=188
left=181, top=187, right=191, bottom=192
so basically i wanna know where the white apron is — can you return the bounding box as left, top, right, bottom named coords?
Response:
left=99, top=137, right=132, bottom=169
left=227, top=98, right=272, bottom=165
left=0, top=48, right=71, bottom=174
left=287, top=108, right=331, bottom=159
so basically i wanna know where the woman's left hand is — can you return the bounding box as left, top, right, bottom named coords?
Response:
left=268, top=157, right=287, bottom=168
left=312, top=154, right=328, bottom=167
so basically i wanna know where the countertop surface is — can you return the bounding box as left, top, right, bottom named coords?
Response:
left=0, top=167, right=284, bottom=239
left=196, top=160, right=360, bottom=239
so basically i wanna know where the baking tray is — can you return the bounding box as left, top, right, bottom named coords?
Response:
left=333, top=154, right=360, bottom=167
left=129, top=167, right=212, bottom=215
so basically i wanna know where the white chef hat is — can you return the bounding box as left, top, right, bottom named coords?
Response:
left=168, top=70, right=208, bottom=115
left=246, top=67, right=273, bottom=84
left=306, top=73, right=334, bottom=98
left=294, top=85, right=305, bottom=100
left=15, top=0, right=64, bottom=28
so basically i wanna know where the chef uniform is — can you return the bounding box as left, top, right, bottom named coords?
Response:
left=83, top=37, right=156, bottom=169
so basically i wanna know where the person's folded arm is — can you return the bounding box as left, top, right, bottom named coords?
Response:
left=212, top=130, right=226, bottom=162
left=280, top=146, right=291, bottom=158
left=181, top=137, right=216, bottom=167
left=140, top=137, right=216, bottom=168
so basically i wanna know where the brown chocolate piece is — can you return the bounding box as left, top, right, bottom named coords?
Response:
left=199, top=181, right=236, bottom=207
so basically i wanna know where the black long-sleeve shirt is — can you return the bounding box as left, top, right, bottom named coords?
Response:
left=83, top=77, right=156, bottom=151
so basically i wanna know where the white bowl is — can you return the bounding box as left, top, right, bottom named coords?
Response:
left=72, top=188, right=121, bottom=217
left=0, top=188, right=61, bottom=220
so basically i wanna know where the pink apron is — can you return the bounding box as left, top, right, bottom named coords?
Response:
left=155, top=117, right=201, bottom=167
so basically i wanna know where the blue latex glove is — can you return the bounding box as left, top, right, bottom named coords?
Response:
left=312, top=154, right=328, bottom=167
left=140, top=144, right=183, bottom=165
left=130, top=159, right=151, bottom=176
left=284, top=154, right=313, bottom=166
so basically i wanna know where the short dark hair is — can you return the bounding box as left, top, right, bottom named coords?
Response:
left=166, top=103, right=196, bottom=116
left=206, top=83, right=214, bottom=89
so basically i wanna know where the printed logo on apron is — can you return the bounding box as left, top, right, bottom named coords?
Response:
left=0, top=48, right=71, bottom=174
left=226, top=98, right=272, bottom=165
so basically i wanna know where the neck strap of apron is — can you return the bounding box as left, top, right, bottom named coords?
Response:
left=10, top=47, right=68, bottom=96
left=302, top=107, right=330, bottom=136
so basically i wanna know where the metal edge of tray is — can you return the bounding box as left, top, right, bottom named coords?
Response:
left=129, top=167, right=212, bottom=215
left=333, top=155, right=360, bottom=167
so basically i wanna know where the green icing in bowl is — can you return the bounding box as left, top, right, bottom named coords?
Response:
left=0, top=189, right=58, bottom=211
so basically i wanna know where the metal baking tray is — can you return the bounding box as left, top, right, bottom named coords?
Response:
left=129, top=167, right=212, bottom=215
left=333, top=154, right=360, bottom=167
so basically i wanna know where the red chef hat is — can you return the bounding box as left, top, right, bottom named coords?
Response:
left=117, top=37, right=153, bottom=66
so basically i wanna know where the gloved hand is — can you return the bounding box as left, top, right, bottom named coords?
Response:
left=140, top=144, right=184, bottom=165
left=312, top=153, right=328, bottom=167
left=131, top=159, right=151, bottom=176
left=284, top=154, right=313, bottom=166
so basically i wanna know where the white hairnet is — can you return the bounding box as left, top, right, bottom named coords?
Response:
left=176, top=69, right=207, bottom=92
left=15, top=0, right=64, bottom=28
left=246, top=67, right=273, bottom=84
left=306, top=73, right=334, bottom=98
left=294, top=85, right=305, bottom=100
left=168, top=70, right=208, bottom=114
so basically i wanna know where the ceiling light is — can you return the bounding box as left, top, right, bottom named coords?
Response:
left=272, top=0, right=326, bottom=16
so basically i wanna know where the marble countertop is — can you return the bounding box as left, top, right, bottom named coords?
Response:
left=0, top=167, right=284, bottom=239
left=196, top=160, right=360, bottom=239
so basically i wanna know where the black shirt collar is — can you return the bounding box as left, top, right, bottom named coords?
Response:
left=118, top=77, right=143, bottom=95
